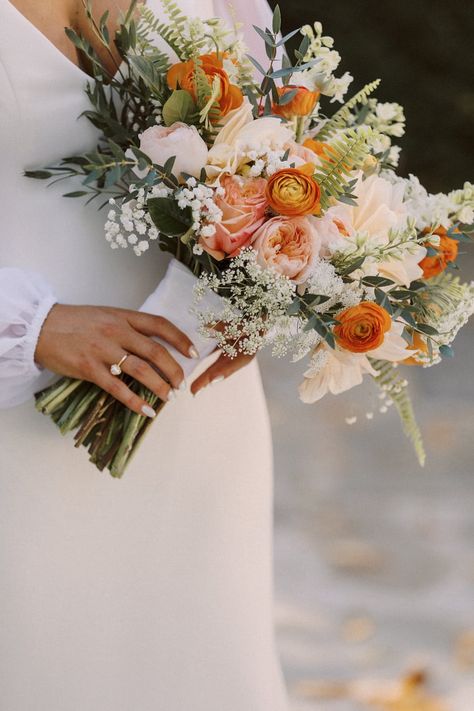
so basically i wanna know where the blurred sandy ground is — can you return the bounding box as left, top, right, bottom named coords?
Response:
left=259, top=252, right=474, bottom=710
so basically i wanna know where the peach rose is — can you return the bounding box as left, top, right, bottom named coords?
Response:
left=252, top=215, right=321, bottom=283
left=334, top=302, right=392, bottom=353
left=419, top=226, right=459, bottom=279
left=272, top=85, right=320, bottom=119
left=139, top=122, right=208, bottom=179
left=266, top=165, right=321, bottom=217
left=167, top=53, right=243, bottom=119
left=199, top=174, right=268, bottom=259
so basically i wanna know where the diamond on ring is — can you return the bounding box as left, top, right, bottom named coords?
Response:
left=110, top=354, right=128, bottom=376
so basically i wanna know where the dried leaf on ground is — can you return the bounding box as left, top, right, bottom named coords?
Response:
left=296, top=668, right=449, bottom=711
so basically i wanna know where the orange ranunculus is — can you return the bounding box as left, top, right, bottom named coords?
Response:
left=266, top=165, right=321, bottom=217
left=419, top=226, right=459, bottom=279
left=334, top=302, right=392, bottom=353
left=167, top=53, right=243, bottom=118
left=272, top=85, right=320, bottom=119
left=403, top=332, right=429, bottom=366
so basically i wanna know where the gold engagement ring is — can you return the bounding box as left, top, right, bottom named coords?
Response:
left=110, top=354, right=129, bottom=376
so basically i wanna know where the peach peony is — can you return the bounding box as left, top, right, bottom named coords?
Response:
left=199, top=174, right=268, bottom=259
left=266, top=165, right=321, bottom=217
left=272, top=85, right=320, bottom=119
left=252, top=215, right=321, bottom=283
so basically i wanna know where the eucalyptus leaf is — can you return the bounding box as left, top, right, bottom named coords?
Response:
left=24, top=170, right=53, bottom=180
left=415, top=323, right=439, bottom=336
left=246, top=55, right=267, bottom=76
left=272, top=5, right=281, bottom=34
left=252, top=25, right=275, bottom=46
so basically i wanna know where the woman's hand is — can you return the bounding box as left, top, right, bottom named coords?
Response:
left=190, top=352, right=255, bottom=396
left=35, top=304, right=198, bottom=417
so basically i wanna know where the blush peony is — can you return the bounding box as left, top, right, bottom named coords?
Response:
left=139, top=122, right=208, bottom=179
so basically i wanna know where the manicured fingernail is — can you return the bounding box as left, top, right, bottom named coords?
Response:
left=179, top=380, right=187, bottom=391
left=210, top=375, right=225, bottom=386
left=189, top=346, right=199, bottom=359
left=141, top=405, right=156, bottom=418
left=167, top=389, right=177, bottom=401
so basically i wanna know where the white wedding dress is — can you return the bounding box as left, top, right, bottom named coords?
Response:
left=0, top=1, right=288, bottom=709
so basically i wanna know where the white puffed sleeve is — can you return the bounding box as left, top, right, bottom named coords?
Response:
left=0, top=268, right=57, bottom=408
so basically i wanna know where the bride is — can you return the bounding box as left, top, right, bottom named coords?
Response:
left=0, top=1, right=289, bottom=709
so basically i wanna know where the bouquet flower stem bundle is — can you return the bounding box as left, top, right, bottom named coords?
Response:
left=36, top=260, right=220, bottom=476
left=29, top=1, right=473, bottom=476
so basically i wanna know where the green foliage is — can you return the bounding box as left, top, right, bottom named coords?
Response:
left=317, top=79, right=381, bottom=141
left=138, top=3, right=190, bottom=59
left=371, top=359, right=426, bottom=466
left=148, top=197, right=193, bottom=236
left=314, top=128, right=373, bottom=211
left=162, top=90, right=197, bottom=126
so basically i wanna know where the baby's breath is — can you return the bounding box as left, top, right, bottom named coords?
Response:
left=194, top=249, right=296, bottom=357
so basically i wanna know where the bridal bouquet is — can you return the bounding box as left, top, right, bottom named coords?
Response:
left=28, top=1, right=474, bottom=476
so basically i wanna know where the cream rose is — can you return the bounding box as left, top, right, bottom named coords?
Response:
left=206, top=106, right=293, bottom=179
left=328, top=172, right=426, bottom=286
left=139, top=122, right=208, bottom=179
left=252, top=215, right=321, bottom=284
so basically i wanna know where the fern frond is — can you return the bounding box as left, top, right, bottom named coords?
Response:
left=191, top=55, right=221, bottom=129
left=315, top=127, right=373, bottom=211
left=371, top=359, right=426, bottom=466
left=317, top=79, right=381, bottom=141
left=137, top=5, right=187, bottom=59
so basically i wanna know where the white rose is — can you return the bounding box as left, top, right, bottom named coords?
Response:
left=139, top=122, right=208, bottom=179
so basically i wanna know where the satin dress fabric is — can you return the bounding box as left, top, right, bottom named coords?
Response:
left=0, top=1, right=288, bottom=709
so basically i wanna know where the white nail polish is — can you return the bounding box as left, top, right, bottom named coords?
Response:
left=167, top=389, right=177, bottom=402
left=189, top=346, right=199, bottom=359
left=211, top=375, right=225, bottom=386
left=141, top=405, right=156, bottom=418
left=179, top=380, right=187, bottom=391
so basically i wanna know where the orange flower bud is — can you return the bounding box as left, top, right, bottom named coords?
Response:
left=266, top=166, right=321, bottom=217
left=272, top=85, right=320, bottom=119
left=419, top=226, right=459, bottom=279
left=334, top=302, right=392, bottom=353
